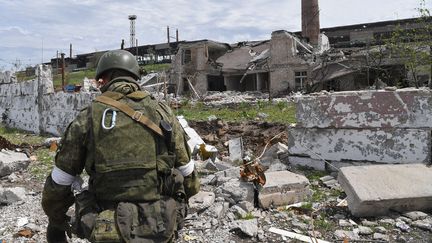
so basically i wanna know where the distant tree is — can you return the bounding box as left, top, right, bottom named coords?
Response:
left=385, top=0, right=431, bottom=88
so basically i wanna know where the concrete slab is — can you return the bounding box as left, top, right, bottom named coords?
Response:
left=338, top=164, right=432, bottom=217
left=296, top=89, right=432, bottom=128
left=288, top=156, right=326, bottom=171
left=259, top=171, right=312, bottom=208
left=228, top=137, right=243, bottom=162
left=0, top=150, right=30, bottom=177
left=188, top=191, right=215, bottom=213
left=288, top=128, right=431, bottom=164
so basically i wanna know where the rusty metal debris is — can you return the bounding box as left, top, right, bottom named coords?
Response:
left=240, top=158, right=266, bottom=186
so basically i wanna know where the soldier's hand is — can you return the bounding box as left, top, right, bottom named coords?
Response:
left=47, top=220, right=72, bottom=243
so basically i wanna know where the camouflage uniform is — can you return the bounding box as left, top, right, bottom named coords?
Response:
left=42, top=77, right=199, bottom=242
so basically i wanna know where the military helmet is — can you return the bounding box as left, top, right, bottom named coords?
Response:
left=95, top=50, right=140, bottom=80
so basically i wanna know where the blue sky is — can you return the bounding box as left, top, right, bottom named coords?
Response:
left=0, top=0, right=430, bottom=70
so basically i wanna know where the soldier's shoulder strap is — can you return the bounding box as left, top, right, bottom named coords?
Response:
left=95, top=93, right=164, bottom=137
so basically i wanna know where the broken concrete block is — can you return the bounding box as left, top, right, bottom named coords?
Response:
left=188, top=191, right=215, bottom=213
left=338, top=164, right=432, bottom=217
left=231, top=205, right=248, bottom=219
left=228, top=137, right=243, bottom=162
left=258, top=171, right=312, bottom=208
left=262, top=142, right=288, bottom=159
left=233, top=219, right=258, bottom=237
left=296, top=89, right=432, bottom=129
left=334, top=230, right=360, bottom=240
left=214, top=167, right=240, bottom=181
left=221, top=179, right=254, bottom=204
left=288, top=156, right=326, bottom=171
left=0, top=187, right=26, bottom=205
left=0, top=150, right=30, bottom=177
left=266, top=161, right=288, bottom=172
left=402, top=211, right=429, bottom=221
left=288, top=128, right=431, bottom=164
left=177, top=116, right=205, bottom=152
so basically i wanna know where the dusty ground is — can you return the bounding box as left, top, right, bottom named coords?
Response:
left=1, top=122, right=432, bottom=242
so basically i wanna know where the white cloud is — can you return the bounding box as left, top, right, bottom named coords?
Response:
left=0, top=0, right=429, bottom=69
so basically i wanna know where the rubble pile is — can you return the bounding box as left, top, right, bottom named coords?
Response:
left=1, top=123, right=432, bottom=242
left=189, top=120, right=288, bottom=158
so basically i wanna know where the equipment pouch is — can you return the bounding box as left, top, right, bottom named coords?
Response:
left=116, top=196, right=177, bottom=242
left=90, top=210, right=121, bottom=243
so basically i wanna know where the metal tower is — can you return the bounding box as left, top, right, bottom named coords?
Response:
left=128, top=15, right=137, bottom=48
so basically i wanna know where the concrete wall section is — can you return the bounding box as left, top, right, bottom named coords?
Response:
left=288, top=128, right=431, bottom=164
left=0, top=66, right=96, bottom=136
left=296, top=89, right=432, bottom=128
left=41, top=92, right=96, bottom=136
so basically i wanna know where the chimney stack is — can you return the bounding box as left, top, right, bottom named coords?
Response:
left=301, top=0, right=320, bottom=45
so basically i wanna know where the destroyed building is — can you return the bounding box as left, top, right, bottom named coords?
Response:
left=171, top=0, right=431, bottom=96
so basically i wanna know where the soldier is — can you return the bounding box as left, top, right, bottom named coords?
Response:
left=42, top=50, right=199, bottom=243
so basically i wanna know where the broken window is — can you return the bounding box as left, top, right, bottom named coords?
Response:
left=295, top=71, right=308, bottom=91
left=182, top=49, right=192, bottom=64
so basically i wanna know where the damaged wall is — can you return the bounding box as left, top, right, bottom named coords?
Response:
left=269, top=30, right=310, bottom=94
left=289, top=89, right=432, bottom=169
left=0, top=66, right=96, bottom=136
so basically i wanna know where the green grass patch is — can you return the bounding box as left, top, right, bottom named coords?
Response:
left=238, top=212, right=255, bottom=220
left=29, top=148, right=55, bottom=180
left=142, top=63, right=170, bottom=73
left=0, top=125, right=45, bottom=146
left=52, top=69, right=96, bottom=88
left=175, top=100, right=296, bottom=124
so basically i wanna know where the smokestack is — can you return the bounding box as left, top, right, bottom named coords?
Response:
left=167, top=26, right=170, bottom=44
left=70, top=43, right=72, bottom=58
left=176, top=29, right=179, bottom=42
left=301, top=0, right=320, bottom=45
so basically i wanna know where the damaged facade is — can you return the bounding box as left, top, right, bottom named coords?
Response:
left=171, top=1, right=431, bottom=96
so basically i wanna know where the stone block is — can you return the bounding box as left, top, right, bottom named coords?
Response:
left=296, top=89, right=432, bottom=128
left=288, top=128, right=431, bottom=164
left=229, top=137, right=243, bottom=162
left=288, top=156, right=326, bottom=171
left=259, top=171, right=312, bottom=208
left=220, top=179, right=254, bottom=203
left=188, top=191, right=215, bottom=213
left=0, top=150, right=30, bottom=177
left=338, top=164, right=432, bottom=217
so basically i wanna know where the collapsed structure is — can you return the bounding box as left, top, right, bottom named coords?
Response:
left=170, top=0, right=431, bottom=96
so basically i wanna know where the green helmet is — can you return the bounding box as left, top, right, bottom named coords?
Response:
left=95, top=50, right=140, bottom=80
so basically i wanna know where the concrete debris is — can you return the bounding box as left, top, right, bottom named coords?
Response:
left=231, top=205, right=248, bottom=218
left=319, top=175, right=341, bottom=189
left=288, top=156, right=326, bottom=171
left=228, top=137, right=243, bottom=162
left=188, top=191, right=216, bottom=213
left=356, top=226, right=373, bottom=235
left=269, top=227, right=331, bottom=243
left=0, top=187, right=26, bottom=205
left=334, top=229, right=360, bottom=240
left=262, top=142, right=288, bottom=159
left=338, top=164, right=432, bottom=217
left=232, top=219, right=258, bottom=237
left=259, top=171, right=312, bottom=208
left=403, top=211, right=429, bottom=221
left=266, top=160, right=288, bottom=172
left=0, top=150, right=30, bottom=177
left=16, top=217, right=29, bottom=227
left=396, top=221, right=410, bottom=232
left=373, top=233, right=390, bottom=241
left=177, top=116, right=206, bottom=152
left=220, top=179, right=254, bottom=204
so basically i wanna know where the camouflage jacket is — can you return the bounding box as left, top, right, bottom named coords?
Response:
left=42, top=77, right=199, bottom=225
